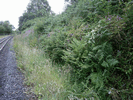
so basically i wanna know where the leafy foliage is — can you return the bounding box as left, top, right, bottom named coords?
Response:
left=19, top=0, right=133, bottom=99
left=0, top=21, right=14, bottom=34
left=18, top=0, right=51, bottom=31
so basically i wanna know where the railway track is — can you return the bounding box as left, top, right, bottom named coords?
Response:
left=0, top=36, right=13, bottom=51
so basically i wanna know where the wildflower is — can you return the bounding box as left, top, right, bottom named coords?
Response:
left=91, top=30, right=95, bottom=33
left=108, top=18, right=111, bottom=21
left=47, top=34, right=50, bottom=37
left=70, top=34, right=73, bottom=37
left=119, top=17, right=122, bottom=20
left=86, top=25, right=88, bottom=28
left=108, top=91, right=111, bottom=94
left=108, top=0, right=110, bottom=2
left=117, top=15, right=119, bottom=19
left=98, top=25, right=100, bottom=27
left=67, top=39, right=70, bottom=42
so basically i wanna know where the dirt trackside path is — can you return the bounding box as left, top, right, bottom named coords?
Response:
left=0, top=38, right=28, bottom=100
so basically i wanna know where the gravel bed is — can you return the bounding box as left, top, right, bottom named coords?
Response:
left=0, top=38, right=34, bottom=100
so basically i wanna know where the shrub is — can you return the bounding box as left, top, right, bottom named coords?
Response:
left=39, top=31, right=67, bottom=63
left=17, top=0, right=133, bottom=99
left=34, top=18, right=46, bottom=34
left=21, top=20, right=35, bottom=31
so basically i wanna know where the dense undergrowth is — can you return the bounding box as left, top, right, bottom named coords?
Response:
left=15, top=0, right=133, bottom=99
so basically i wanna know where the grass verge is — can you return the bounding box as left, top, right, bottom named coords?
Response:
left=0, top=35, right=8, bottom=39
left=13, top=35, right=68, bottom=100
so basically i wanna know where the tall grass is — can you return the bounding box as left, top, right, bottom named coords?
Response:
left=14, top=35, right=68, bottom=100
left=0, top=35, right=9, bottom=39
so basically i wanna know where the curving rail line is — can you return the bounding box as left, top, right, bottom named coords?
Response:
left=0, top=36, right=13, bottom=51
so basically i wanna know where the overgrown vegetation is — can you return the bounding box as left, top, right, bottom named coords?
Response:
left=14, top=35, right=68, bottom=99
left=16, top=0, right=133, bottom=99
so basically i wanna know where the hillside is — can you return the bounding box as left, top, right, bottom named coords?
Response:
left=14, top=0, right=133, bottom=99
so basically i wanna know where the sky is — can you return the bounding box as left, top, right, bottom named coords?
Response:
left=0, top=0, right=66, bottom=29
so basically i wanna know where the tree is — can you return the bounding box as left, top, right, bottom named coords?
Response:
left=27, top=0, right=51, bottom=17
left=0, top=25, right=6, bottom=33
left=19, top=0, right=51, bottom=31
left=0, top=21, right=14, bottom=35
left=65, top=0, right=78, bottom=4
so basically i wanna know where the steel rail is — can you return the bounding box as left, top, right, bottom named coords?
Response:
left=0, top=36, right=12, bottom=51
left=0, top=36, right=9, bottom=43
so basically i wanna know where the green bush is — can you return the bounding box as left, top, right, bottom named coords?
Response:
left=62, top=16, right=133, bottom=98
left=39, top=31, right=67, bottom=63
left=34, top=16, right=55, bottom=35
left=34, top=19, right=45, bottom=34
left=21, top=19, right=35, bottom=31
left=18, top=0, right=133, bottom=99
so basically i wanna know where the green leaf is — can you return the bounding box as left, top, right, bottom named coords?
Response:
left=101, top=61, right=109, bottom=67
left=107, top=59, right=119, bottom=67
left=93, top=45, right=102, bottom=51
